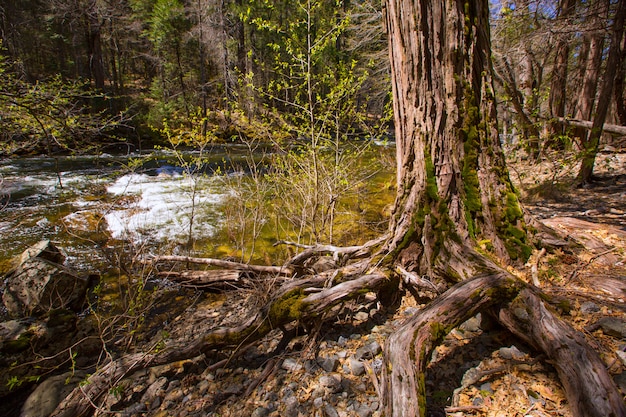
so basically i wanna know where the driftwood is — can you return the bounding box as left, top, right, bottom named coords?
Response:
left=555, top=117, right=626, bottom=136
left=499, top=288, right=626, bottom=417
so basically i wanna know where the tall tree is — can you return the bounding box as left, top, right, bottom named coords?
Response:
left=548, top=0, right=576, bottom=139
left=577, top=0, right=626, bottom=183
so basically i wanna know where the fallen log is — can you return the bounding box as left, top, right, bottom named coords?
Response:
left=50, top=268, right=388, bottom=417
left=158, top=270, right=245, bottom=289
left=555, top=117, right=626, bottom=136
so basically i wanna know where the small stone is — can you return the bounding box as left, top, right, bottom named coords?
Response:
left=595, top=317, right=626, bottom=339
left=403, top=307, right=419, bottom=316
left=580, top=301, right=600, bottom=314
left=479, top=382, right=493, bottom=394
left=355, top=341, right=382, bottom=360
left=499, top=345, right=525, bottom=360
left=354, top=311, right=370, bottom=322
left=356, top=403, right=373, bottom=417
left=317, top=355, right=340, bottom=372
left=282, top=358, right=303, bottom=372
left=459, top=314, right=481, bottom=332
left=324, top=403, right=340, bottom=417
left=337, top=336, right=349, bottom=346
left=251, top=407, right=270, bottom=417
left=349, top=357, right=366, bottom=376
left=318, top=374, right=343, bottom=393
left=285, top=396, right=299, bottom=417
left=472, top=397, right=484, bottom=406
left=313, top=397, right=324, bottom=408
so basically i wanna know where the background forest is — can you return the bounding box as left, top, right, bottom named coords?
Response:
left=1, top=0, right=625, bottom=175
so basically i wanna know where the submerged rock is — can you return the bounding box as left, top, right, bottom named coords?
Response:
left=2, top=241, right=87, bottom=317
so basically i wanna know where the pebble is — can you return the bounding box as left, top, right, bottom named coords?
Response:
left=355, top=341, right=382, bottom=360
left=349, top=357, right=366, bottom=376
left=499, top=345, right=525, bottom=360
left=580, top=301, right=600, bottom=313
left=318, top=355, right=340, bottom=372
left=324, top=403, right=340, bottom=417
left=282, top=358, right=304, bottom=372
left=354, top=311, right=370, bottom=322
left=251, top=407, right=270, bottom=417
left=318, top=374, right=343, bottom=393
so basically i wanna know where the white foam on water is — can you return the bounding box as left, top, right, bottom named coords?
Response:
left=105, top=172, right=224, bottom=242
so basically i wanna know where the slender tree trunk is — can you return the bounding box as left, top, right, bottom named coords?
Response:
left=384, top=0, right=529, bottom=281
left=549, top=0, right=576, bottom=139
left=614, top=31, right=626, bottom=126
left=572, top=0, right=608, bottom=145
left=578, top=0, right=626, bottom=183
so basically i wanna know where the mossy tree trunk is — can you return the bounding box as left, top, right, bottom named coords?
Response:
left=384, top=0, right=529, bottom=281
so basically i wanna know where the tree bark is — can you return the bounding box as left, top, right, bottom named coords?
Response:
left=577, top=0, right=626, bottom=183
left=383, top=0, right=529, bottom=280
left=549, top=0, right=576, bottom=138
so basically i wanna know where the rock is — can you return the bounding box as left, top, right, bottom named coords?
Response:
left=282, top=358, right=303, bottom=372
left=324, top=403, right=339, bottom=417
left=20, top=371, right=85, bottom=417
left=0, top=319, right=29, bottom=353
left=3, top=241, right=87, bottom=317
left=355, top=341, right=381, bottom=360
left=348, top=357, right=366, bottom=376
left=317, top=355, right=340, bottom=372
left=251, top=407, right=270, bottom=417
left=354, top=311, right=370, bottom=322
left=591, top=317, right=626, bottom=339
left=580, top=301, right=600, bottom=314
left=459, top=314, right=481, bottom=332
left=499, top=345, right=525, bottom=360
left=318, top=374, right=343, bottom=394
left=285, top=396, right=299, bottom=417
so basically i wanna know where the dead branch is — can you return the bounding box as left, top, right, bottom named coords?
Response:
left=277, top=234, right=388, bottom=266
left=149, top=255, right=294, bottom=276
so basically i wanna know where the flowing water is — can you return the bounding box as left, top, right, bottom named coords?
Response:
left=0, top=147, right=250, bottom=272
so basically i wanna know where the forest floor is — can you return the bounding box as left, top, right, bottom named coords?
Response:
left=88, top=148, right=624, bottom=417
left=15, top=148, right=626, bottom=417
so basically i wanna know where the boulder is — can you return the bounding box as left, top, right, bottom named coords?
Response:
left=2, top=241, right=87, bottom=317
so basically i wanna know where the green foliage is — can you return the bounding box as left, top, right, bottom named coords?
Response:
left=0, top=42, right=123, bottom=156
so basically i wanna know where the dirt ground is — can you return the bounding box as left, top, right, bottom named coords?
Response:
left=433, top=149, right=626, bottom=416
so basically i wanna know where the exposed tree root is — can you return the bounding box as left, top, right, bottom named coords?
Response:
left=51, top=240, right=626, bottom=417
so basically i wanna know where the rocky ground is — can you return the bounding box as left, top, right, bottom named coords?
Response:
left=7, top=148, right=626, bottom=417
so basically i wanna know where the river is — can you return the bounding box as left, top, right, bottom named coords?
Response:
left=0, top=146, right=253, bottom=272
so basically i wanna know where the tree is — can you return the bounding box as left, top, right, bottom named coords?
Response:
left=576, top=0, right=626, bottom=184
left=50, top=1, right=626, bottom=416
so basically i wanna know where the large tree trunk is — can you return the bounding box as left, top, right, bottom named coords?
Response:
left=383, top=0, right=529, bottom=280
